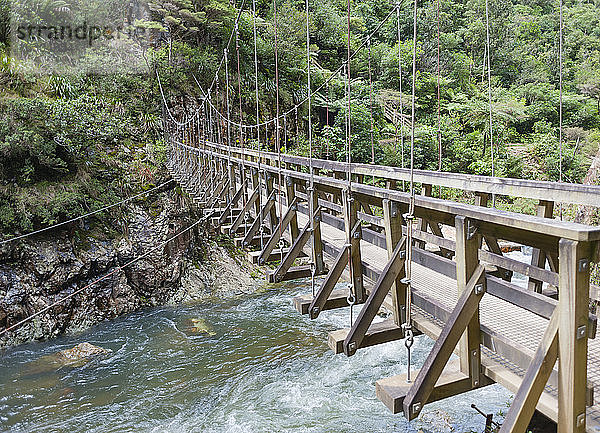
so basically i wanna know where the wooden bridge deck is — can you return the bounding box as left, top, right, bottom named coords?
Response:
left=166, top=137, right=600, bottom=432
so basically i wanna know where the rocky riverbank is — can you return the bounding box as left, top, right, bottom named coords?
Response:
left=0, top=184, right=259, bottom=348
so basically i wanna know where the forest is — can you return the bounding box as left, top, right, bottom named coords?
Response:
left=0, top=0, right=599, bottom=235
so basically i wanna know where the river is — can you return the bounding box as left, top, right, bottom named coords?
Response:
left=0, top=251, right=541, bottom=433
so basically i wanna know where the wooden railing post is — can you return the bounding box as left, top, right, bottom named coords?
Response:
left=558, top=238, right=591, bottom=433
left=529, top=200, right=556, bottom=293
left=285, top=175, right=299, bottom=242
left=311, top=185, right=326, bottom=274
left=265, top=172, right=278, bottom=232
left=383, top=199, right=406, bottom=326
left=343, top=188, right=365, bottom=303
left=251, top=168, right=260, bottom=215
left=455, top=216, right=482, bottom=387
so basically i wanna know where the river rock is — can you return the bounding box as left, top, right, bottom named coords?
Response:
left=182, top=318, right=216, bottom=336
left=21, top=342, right=111, bottom=376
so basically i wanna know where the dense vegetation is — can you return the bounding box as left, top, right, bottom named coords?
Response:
left=0, top=0, right=599, bottom=236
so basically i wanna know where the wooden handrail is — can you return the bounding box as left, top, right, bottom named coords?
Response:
left=202, top=141, right=600, bottom=207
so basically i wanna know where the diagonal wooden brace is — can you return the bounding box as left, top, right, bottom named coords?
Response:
left=208, top=179, right=229, bottom=209
left=242, top=189, right=277, bottom=247
left=402, top=264, right=487, bottom=420
left=308, top=244, right=350, bottom=319
left=499, top=309, right=559, bottom=433
left=270, top=206, right=322, bottom=283
left=343, top=236, right=407, bottom=356
left=230, top=185, right=260, bottom=234
left=218, top=181, right=246, bottom=225
left=257, top=196, right=300, bottom=264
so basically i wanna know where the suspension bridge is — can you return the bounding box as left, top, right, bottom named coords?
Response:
left=152, top=0, right=600, bottom=428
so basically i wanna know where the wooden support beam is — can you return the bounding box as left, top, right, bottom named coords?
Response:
left=307, top=244, right=350, bottom=319
left=294, top=288, right=351, bottom=315
left=402, top=264, right=486, bottom=420
left=455, top=216, right=482, bottom=384
left=310, top=185, right=326, bottom=275
left=377, top=360, right=483, bottom=414
left=343, top=237, right=407, bottom=356
left=329, top=319, right=404, bottom=354
left=557, top=238, right=591, bottom=433
left=383, top=199, right=407, bottom=326
left=285, top=175, right=300, bottom=242
left=343, top=189, right=365, bottom=303
left=251, top=168, right=261, bottom=215
left=265, top=172, right=278, bottom=231
left=528, top=200, right=555, bottom=293
left=257, top=197, right=300, bottom=265
left=499, top=309, right=559, bottom=433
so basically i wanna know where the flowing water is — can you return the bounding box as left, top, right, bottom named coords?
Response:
left=0, top=249, right=540, bottom=433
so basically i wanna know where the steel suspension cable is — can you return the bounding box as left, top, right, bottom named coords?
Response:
left=558, top=0, right=564, bottom=220
left=0, top=180, right=173, bottom=246
left=345, top=0, right=356, bottom=326
left=368, top=36, right=375, bottom=181
left=306, top=0, right=317, bottom=295
left=403, top=0, right=418, bottom=384
left=0, top=215, right=208, bottom=337
left=484, top=0, right=495, bottom=206
left=273, top=0, right=283, bottom=256
left=436, top=0, right=442, bottom=172
left=397, top=2, right=405, bottom=183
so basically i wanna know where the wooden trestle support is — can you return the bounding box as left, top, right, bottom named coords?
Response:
left=166, top=134, right=600, bottom=433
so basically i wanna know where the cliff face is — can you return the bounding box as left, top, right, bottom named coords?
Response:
left=0, top=186, right=200, bottom=347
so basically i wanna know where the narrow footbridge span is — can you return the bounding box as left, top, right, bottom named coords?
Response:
left=167, top=136, right=600, bottom=432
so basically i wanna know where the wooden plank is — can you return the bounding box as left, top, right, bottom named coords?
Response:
left=329, top=319, right=404, bottom=354
left=499, top=309, right=559, bottom=433
left=269, top=264, right=313, bottom=283
left=376, top=360, right=479, bottom=414
left=558, top=239, right=591, bottom=433
left=402, top=265, right=486, bottom=420
left=294, top=288, right=351, bottom=315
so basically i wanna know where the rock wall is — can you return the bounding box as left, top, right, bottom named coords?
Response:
left=0, top=185, right=245, bottom=348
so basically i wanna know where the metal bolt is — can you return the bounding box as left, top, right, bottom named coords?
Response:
left=472, top=350, right=478, bottom=357
left=348, top=341, right=357, bottom=353
left=474, top=380, right=479, bottom=387
left=579, top=259, right=589, bottom=273
left=312, top=306, right=320, bottom=317
left=474, top=283, right=485, bottom=295
left=412, top=402, right=421, bottom=415
left=577, top=325, right=587, bottom=340
left=577, top=413, right=586, bottom=428
left=399, top=251, right=406, bottom=259
left=353, top=230, right=361, bottom=239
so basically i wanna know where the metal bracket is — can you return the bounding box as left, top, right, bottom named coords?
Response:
left=577, top=325, right=587, bottom=340
left=467, top=219, right=479, bottom=240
